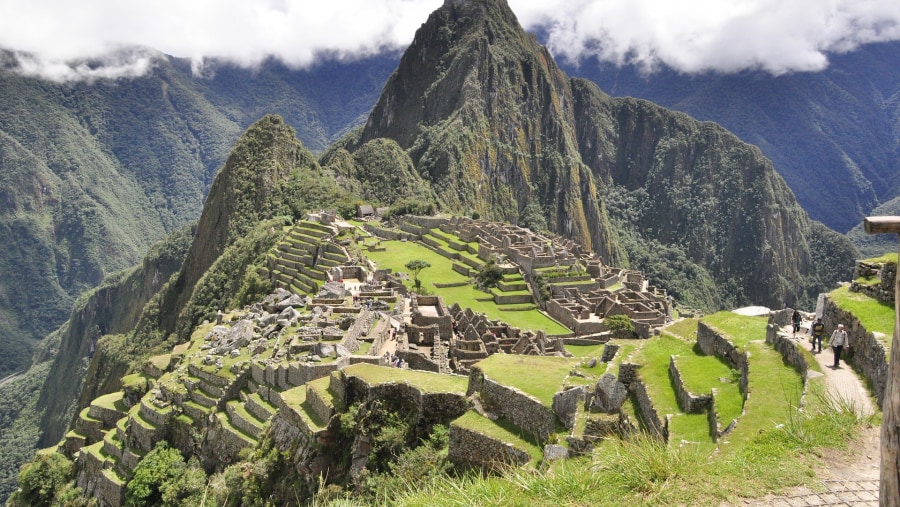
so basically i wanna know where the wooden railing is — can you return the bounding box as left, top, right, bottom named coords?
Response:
left=864, top=216, right=900, bottom=505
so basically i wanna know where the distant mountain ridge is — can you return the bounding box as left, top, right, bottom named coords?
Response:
left=0, top=52, right=394, bottom=376
left=558, top=42, right=900, bottom=234
left=327, top=0, right=854, bottom=309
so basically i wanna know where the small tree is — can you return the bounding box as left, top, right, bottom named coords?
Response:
left=405, top=260, right=431, bottom=291
left=475, top=257, right=504, bottom=290
left=605, top=315, right=635, bottom=338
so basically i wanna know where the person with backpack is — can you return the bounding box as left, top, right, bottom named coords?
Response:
left=791, top=310, right=802, bottom=335
left=811, top=317, right=825, bottom=353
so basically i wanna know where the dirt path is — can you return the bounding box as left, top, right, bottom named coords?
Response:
left=731, top=325, right=880, bottom=505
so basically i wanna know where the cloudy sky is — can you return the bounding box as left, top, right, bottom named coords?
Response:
left=2, top=0, right=900, bottom=81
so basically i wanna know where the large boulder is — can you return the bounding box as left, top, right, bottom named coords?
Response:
left=591, top=373, right=628, bottom=413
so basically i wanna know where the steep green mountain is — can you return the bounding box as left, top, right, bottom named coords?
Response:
left=0, top=53, right=392, bottom=378
left=38, top=116, right=338, bottom=447
left=343, top=0, right=622, bottom=263
left=3, top=0, right=862, bottom=501
left=330, top=0, right=854, bottom=310
left=559, top=43, right=900, bottom=234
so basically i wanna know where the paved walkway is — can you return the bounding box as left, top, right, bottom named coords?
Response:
left=735, top=325, right=880, bottom=506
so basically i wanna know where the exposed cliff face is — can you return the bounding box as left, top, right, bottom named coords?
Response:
left=354, top=0, right=622, bottom=263
left=569, top=81, right=853, bottom=306
left=345, top=0, right=853, bottom=308
left=32, top=226, right=193, bottom=447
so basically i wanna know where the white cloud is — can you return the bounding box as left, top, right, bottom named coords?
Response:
left=512, top=0, right=900, bottom=74
left=1, top=0, right=899, bottom=81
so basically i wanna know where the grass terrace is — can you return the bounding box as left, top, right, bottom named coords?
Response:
left=829, top=285, right=895, bottom=353
left=363, top=240, right=569, bottom=334
left=343, top=363, right=468, bottom=394
left=700, top=312, right=768, bottom=347
left=629, top=334, right=711, bottom=443
left=452, top=411, right=544, bottom=462
left=474, top=354, right=575, bottom=406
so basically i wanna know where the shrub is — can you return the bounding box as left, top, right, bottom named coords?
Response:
left=10, top=452, right=73, bottom=507
left=605, top=315, right=635, bottom=338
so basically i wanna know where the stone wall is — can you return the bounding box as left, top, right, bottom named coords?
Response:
left=764, top=323, right=809, bottom=380
left=468, top=368, right=558, bottom=443
left=619, top=363, right=667, bottom=440
left=696, top=322, right=749, bottom=399
left=851, top=261, right=896, bottom=304
left=821, top=297, right=889, bottom=406
left=668, top=356, right=711, bottom=414
left=448, top=424, right=531, bottom=469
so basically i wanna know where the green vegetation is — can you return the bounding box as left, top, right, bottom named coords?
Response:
left=405, top=259, right=431, bottom=292
left=604, top=314, right=635, bottom=338
left=6, top=451, right=73, bottom=507
left=700, top=312, right=768, bottom=347
left=829, top=286, right=895, bottom=352
left=126, top=441, right=206, bottom=506
left=475, top=355, right=574, bottom=406
left=364, top=240, right=568, bottom=334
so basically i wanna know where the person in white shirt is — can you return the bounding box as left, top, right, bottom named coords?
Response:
left=830, top=323, right=849, bottom=368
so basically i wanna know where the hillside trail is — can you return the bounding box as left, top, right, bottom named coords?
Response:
left=728, top=323, right=880, bottom=506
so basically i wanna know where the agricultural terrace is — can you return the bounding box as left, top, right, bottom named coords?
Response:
left=363, top=238, right=570, bottom=335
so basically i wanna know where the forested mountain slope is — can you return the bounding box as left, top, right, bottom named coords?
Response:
left=329, top=0, right=855, bottom=310
left=0, top=53, right=393, bottom=377
left=561, top=42, right=900, bottom=234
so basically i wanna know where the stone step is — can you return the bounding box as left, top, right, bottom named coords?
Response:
left=64, top=429, right=87, bottom=456
left=226, top=400, right=264, bottom=439
left=274, top=255, right=307, bottom=272
left=119, top=446, right=145, bottom=476
left=76, top=407, right=104, bottom=444
left=305, top=377, right=343, bottom=423
left=281, top=243, right=315, bottom=259
left=497, top=280, right=529, bottom=292
left=245, top=392, right=277, bottom=422
left=190, top=388, right=218, bottom=408
left=88, top=392, right=127, bottom=428
left=279, top=250, right=313, bottom=266
left=102, top=428, right=124, bottom=460
left=182, top=400, right=211, bottom=422
left=128, top=406, right=163, bottom=453
left=321, top=250, right=348, bottom=264
left=278, top=386, right=328, bottom=437
left=316, top=256, right=341, bottom=268
left=115, top=417, right=128, bottom=442
left=215, top=412, right=257, bottom=457
left=139, top=399, right=172, bottom=427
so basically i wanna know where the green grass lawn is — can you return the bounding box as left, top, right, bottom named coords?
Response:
left=475, top=354, right=576, bottom=406
left=343, top=363, right=469, bottom=394
left=630, top=334, right=712, bottom=442
left=701, top=312, right=768, bottom=347
left=829, top=285, right=895, bottom=353
left=723, top=341, right=804, bottom=443
left=565, top=343, right=605, bottom=358
left=363, top=240, right=569, bottom=334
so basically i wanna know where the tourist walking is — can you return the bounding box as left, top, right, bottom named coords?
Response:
left=830, top=323, right=849, bottom=368
left=791, top=310, right=802, bottom=335
left=810, top=317, right=825, bottom=353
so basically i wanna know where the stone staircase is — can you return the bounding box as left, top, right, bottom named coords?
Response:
left=266, top=221, right=351, bottom=295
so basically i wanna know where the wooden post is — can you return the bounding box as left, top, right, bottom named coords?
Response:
left=865, top=216, right=900, bottom=506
